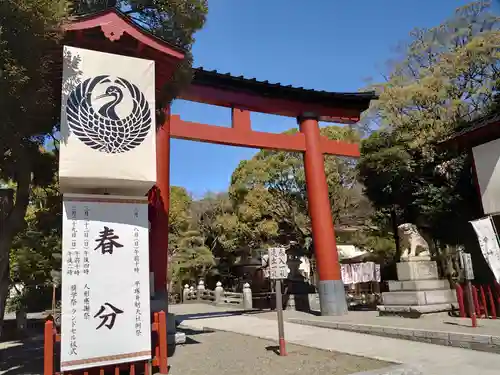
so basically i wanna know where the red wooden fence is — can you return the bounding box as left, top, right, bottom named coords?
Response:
left=44, top=311, right=168, bottom=375
left=455, top=282, right=500, bottom=321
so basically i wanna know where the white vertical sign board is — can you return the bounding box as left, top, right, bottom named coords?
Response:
left=61, top=194, right=151, bottom=372
left=59, top=46, right=156, bottom=196
left=470, top=217, right=500, bottom=282
left=261, top=254, right=270, bottom=279
left=460, top=252, right=475, bottom=280
left=268, top=247, right=288, bottom=280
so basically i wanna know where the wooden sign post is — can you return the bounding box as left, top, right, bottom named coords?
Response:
left=460, top=251, right=477, bottom=328
left=268, top=247, right=288, bottom=356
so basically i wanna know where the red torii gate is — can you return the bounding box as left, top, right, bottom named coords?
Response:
left=63, top=9, right=376, bottom=317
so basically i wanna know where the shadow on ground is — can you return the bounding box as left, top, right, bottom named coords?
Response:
left=0, top=334, right=49, bottom=375
left=168, top=326, right=215, bottom=357
left=174, top=308, right=273, bottom=325
left=265, top=345, right=281, bottom=356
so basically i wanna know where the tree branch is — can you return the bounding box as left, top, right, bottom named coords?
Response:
left=49, top=131, right=59, bottom=154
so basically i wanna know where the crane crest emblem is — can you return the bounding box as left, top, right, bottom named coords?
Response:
left=66, top=75, right=152, bottom=154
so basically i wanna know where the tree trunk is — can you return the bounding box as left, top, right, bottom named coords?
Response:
left=391, top=206, right=401, bottom=262
left=0, top=162, right=32, bottom=339
left=0, top=252, right=9, bottom=339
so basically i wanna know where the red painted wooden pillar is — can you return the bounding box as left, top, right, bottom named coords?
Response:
left=299, top=113, right=347, bottom=316
left=151, top=108, right=171, bottom=296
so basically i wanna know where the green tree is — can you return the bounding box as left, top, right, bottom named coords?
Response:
left=363, top=1, right=500, bottom=141
left=9, top=182, right=61, bottom=312
left=230, top=126, right=371, bottom=250
left=125, top=0, right=208, bottom=102
left=0, top=0, right=208, bottom=334
left=0, top=0, right=69, bottom=334
left=190, top=192, right=242, bottom=284
left=169, top=228, right=214, bottom=287
left=73, top=0, right=208, bottom=102
left=358, top=131, right=481, bottom=246
left=190, top=192, right=237, bottom=253
left=168, top=186, right=192, bottom=251
left=167, top=186, right=214, bottom=288
left=358, top=1, right=495, bottom=253
left=348, top=228, right=397, bottom=263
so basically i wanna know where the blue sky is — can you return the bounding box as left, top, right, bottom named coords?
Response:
left=170, top=0, right=480, bottom=198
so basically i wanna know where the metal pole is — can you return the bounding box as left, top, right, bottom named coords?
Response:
left=275, top=279, right=287, bottom=356
left=459, top=249, right=477, bottom=328
left=465, top=280, right=477, bottom=327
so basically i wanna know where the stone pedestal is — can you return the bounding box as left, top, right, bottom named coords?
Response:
left=151, top=292, right=186, bottom=345
left=285, top=293, right=321, bottom=312
left=16, top=310, right=27, bottom=332
left=377, top=259, right=457, bottom=317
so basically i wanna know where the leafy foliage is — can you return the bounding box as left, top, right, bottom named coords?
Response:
left=7, top=0, right=500, bottom=316
left=10, top=183, right=61, bottom=280
left=72, top=0, right=208, bottom=103
left=163, top=126, right=383, bottom=283
left=121, top=0, right=208, bottom=102
left=0, top=0, right=207, bottom=331
left=358, top=1, right=495, bottom=250
left=363, top=1, right=500, bottom=140
left=8, top=183, right=61, bottom=312
left=168, top=187, right=214, bottom=287
left=169, top=228, right=214, bottom=285
left=0, top=0, right=69, bottom=331
left=230, top=126, right=371, bottom=250
left=168, top=186, right=191, bottom=250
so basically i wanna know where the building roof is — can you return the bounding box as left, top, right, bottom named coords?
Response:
left=192, top=68, right=377, bottom=111
left=70, top=8, right=186, bottom=56
left=439, top=111, right=500, bottom=150
left=65, top=9, right=378, bottom=119
left=64, top=8, right=185, bottom=59
left=62, top=8, right=185, bottom=92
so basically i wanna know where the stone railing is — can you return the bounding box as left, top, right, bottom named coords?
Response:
left=182, top=281, right=253, bottom=310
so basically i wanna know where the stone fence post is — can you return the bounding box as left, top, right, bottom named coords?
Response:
left=182, top=284, right=189, bottom=303
left=242, top=282, right=252, bottom=310
left=189, top=285, right=195, bottom=301
left=214, top=281, right=223, bottom=304
left=197, top=279, right=205, bottom=300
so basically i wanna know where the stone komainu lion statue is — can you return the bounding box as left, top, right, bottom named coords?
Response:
left=397, top=223, right=431, bottom=260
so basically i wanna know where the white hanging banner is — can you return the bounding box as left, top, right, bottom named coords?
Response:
left=351, top=263, right=362, bottom=284
left=361, top=262, right=375, bottom=283
left=470, top=216, right=500, bottom=282
left=375, top=264, right=381, bottom=282
left=340, top=262, right=378, bottom=284
left=59, top=46, right=156, bottom=196
left=341, top=264, right=351, bottom=285
left=472, top=140, right=500, bottom=215
left=60, top=194, right=151, bottom=372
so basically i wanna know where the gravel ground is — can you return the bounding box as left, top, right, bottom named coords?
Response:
left=169, top=328, right=392, bottom=375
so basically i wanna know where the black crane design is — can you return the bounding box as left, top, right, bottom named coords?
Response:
left=95, top=85, right=124, bottom=121
left=66, top=75, right=152, bottom=154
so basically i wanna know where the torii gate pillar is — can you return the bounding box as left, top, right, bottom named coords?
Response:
left=151, top=118, right=170, bottom=298
left=299, top=113, right=347, bottom=316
